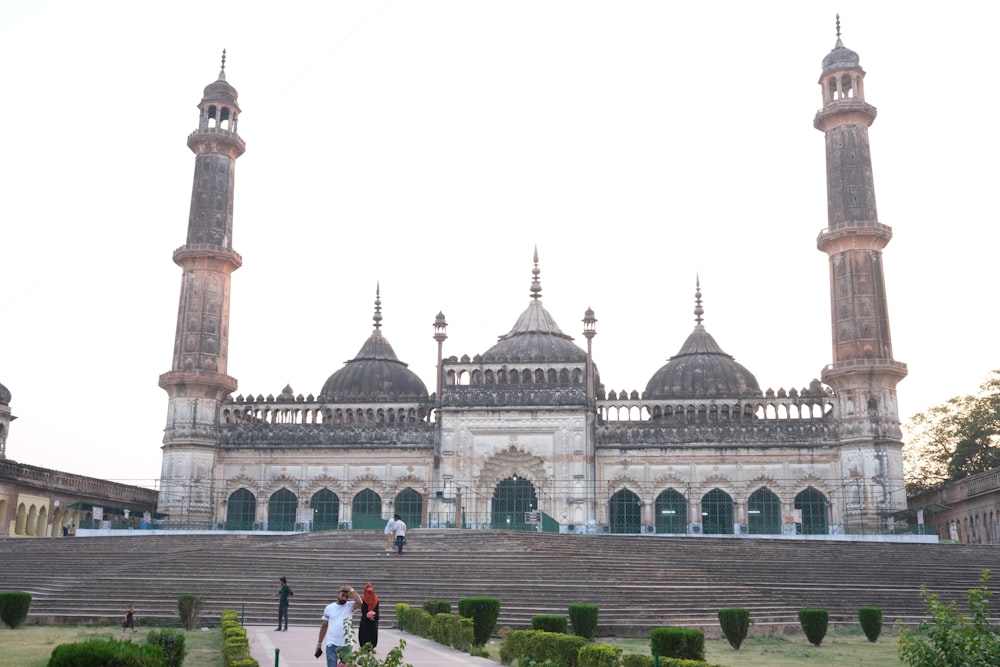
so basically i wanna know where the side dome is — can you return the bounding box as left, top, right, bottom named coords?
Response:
left=645, top=282, right=761, bottom=401
left=0, top=380, right=10, bottom=406
left=480, top=251, right=586, bottom=363
left=318, top=289, right=428, bottom=403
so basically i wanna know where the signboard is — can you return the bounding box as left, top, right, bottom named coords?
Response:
left=524, top=511, right=541, bottom=524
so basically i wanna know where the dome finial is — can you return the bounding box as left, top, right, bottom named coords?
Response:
left=694, top=275, right=704, bottom=328
left=530, top=246, right=542, bottom=303
left=835, top=14, right=843, bottom=47
left=221, top=49, right=227, bottom=71
left=373, top=282, right=383, bottom=330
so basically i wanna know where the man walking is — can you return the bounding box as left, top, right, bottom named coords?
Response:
left=316, top=585, right=362, bottom=666
left=273, top=576, right=293, bottom=631
left=393, top=514, right=407, bottom=555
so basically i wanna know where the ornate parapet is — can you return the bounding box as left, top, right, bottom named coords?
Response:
left=440, top=387, right=588, bottom=408
left=219, top=422, right=435, bottom=447
left=595, top=420, right=837, bottom=446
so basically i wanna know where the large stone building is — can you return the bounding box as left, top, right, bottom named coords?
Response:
left=157, top=28, right=910, bottom=536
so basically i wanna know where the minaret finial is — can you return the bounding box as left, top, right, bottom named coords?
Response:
left=530, top=246, right=542, bottom=303
left=221, top=49, right=227, bottom=72
left=373, top=282, right=383, bottom=330
left=835, top=14, right=841, bottom=39
left=694, top=275, right=704, bottom=327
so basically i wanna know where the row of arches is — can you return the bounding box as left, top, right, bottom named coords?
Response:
left=599, top=401, right=833, bottom=423
left=948, top=510, right=999, bottom=546
left=608, top=486, right=830, bottom=535
left=447, top=367, right=584, bottom=387
left=222, top=406, right=429, bottom=425
left=225, top=487, right=424, bottom=531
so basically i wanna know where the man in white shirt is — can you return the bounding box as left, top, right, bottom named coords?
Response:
left=316, top=585, right=362, bottom=666
left=393, top=514, right=407, bottom=555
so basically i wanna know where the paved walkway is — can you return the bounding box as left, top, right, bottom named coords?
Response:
left=248, top=624, right=495, bottom=666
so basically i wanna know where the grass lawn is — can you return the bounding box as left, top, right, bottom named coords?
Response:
left=0, top=624, right=223, bottom=667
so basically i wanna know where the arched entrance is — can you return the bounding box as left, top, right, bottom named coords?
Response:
left=748, top=487, right=781, bottom=535
left=609, top=488, right=642, bottom=534
left=795, top=487, right=829, bottom=535
left=655, top=488, right=687, bottom=534
left=352, top=488, right=383, bottom=529
left=226, top=488, right=256, bottom=530
left=310, top=489, right=340, bottom=531
left=701, top=488, right=734, bottom=535
left=491, top=476, right=538, bottom=530
left=268, top=488, right=298, bottom=531
left=394, top=488, right=423, bottom=530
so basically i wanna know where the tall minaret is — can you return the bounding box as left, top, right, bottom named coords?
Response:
left=158, top=52, right=245, bottom=523
left=0, top=380, right=13, bottom=460
left=814, top=19, right=908, bottom=522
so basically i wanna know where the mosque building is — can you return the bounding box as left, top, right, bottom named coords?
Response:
left=155, top=26, right=908, bottom=536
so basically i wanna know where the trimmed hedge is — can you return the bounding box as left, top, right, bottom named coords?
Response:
left=499, top=628, right=533, bottom=664
left=524, top=630, right=587, bottom=667
left=650, top=627, right=705, bottom=661
left=858, top=606, right=882, bottom=642
left=220, top=608, right=257, bottom=667
left=458, top=596, right=500, bottom=646
left=798, top=608, right=829, bottom=646
left=568, top=603, right=599, bottom=640
left=0, top=591, right=32, bottom=629
left=47, top=638, right=165, bottom=667
left=145, top=630, right=186, bottom=667
left=578, top=643, right=622, bottom=667
left=395, top=603, right=410, bottom=631
left=532, top=614, right=568, bottom=634
left=423, top=599, right=451, bottom=616
left=717, top=607, right=750, bottom=650
left=621, top=655, right=655, bottom=667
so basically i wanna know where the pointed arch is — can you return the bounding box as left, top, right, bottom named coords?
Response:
left=747, top=487, right=781, bottom=535
left=795, top=487, right=829, bottom=535
left=310, top=488, right=340, bottom=531
left=491, top=476, right=538, bottom=530
left=654, top=488, right=687, bottom=534
left=701, top=488, right=734, bottom=535
left=352, top=488, right=383, bottom=529
left=226, top=488, right=256, bottom=530
left=609, top=488, right=642, bottom=534
left=268, top=488, right=298, bottom=531
left=394, top=488, right=423, bottom=530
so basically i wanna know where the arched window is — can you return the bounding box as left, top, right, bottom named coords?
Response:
left=747, top=487, right=781, bottom=535
left=795, top=487, right=829, bottom=535
left=394, top=488, right=423, bottom=530
left=352, top=488, right=383, bottom=530
left=491, top=476, right=538, bottom=531
left=701, top=488, right=734, bottom=535
left=609, top=488, right=642, bottom=534
left=226, top=488, right=256, bottom=530
left=311, top=489, right=340, bottom=531
left=268, top=488, right=298, bottom=531
left=654, top=488, right=687, bottom=534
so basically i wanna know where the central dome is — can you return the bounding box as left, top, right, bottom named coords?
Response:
left=318, top=289, right=428, bottom=403
left=645, top=283, right=761, bottom=401
left=479, top=251, right=586, bottom=363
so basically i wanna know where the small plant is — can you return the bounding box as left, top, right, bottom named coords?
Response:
left=621, top=655, right=655, bottom=667
left=146, top=629, right=186, bottom=667
left=422, top=599, right=451, bottom=616
left=568, top=603, right=599, bottom=640
left=531, top=614, right=568, bottom=634
left=650, top=627, right=705, bottom=661
left=0, top=591, right=32, bottom=629
left=578, top=643, right=622, bottom=667
left=47, top=638, right=165, bottom=666
left=858, top=606, right=882, bottom=642
left=718, top=607, right=750, bottom=650
left=798, top=608, right=828, bottom=646
left=177, top=593, right=203, bottom=631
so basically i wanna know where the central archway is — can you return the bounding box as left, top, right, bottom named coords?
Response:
left=491, top=476, right=538, bottom=530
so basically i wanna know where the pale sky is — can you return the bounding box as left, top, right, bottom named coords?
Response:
left=1, top=1, right=997, bottom=489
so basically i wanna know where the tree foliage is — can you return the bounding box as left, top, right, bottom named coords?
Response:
left=903, top=371, right=1000, bottom=493
left=898, top=569, right=1000, bottom=667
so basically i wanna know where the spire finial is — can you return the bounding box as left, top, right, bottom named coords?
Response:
left=221, top=49, right=227, bottom=72
left=530, top=246, right=542, bottom=303
left=835, top=14, right=841, bottom=39
left=373, top=282, right=383, bottom=330
left=694, top=275, right=704, bottom=327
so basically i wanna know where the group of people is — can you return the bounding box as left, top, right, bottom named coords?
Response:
left=274, top=577, right=381, bottom=666
left=384, top=513, right=407, bottom=555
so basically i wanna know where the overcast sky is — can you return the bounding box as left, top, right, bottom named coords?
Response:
left=1, top=1, right=997, bottom=488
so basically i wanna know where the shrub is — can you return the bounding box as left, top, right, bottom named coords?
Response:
left=798, top=608, right=828, bottom=646
left=499, top=628, right=534, bottom=665
left=650, top=627, right=705, bottom=661
left=395, top=603, right=409, bottom=631
left=405, top=608, right=432, bottom=637
left=621, top=655, right=655, bottom=667
left=47, top=637, right=165, bottom=667
left=145, top=629, right=186, bottom=667
left=898, top=569, right=1000, bottom=667
left=717, top=607, right=750, bottom=650
left=423, top=599, right=451, bottom=615
left=456, top=617, right=475, bottom=650
left=457, top=596, right=500, bottom=646
left=568, top=603, right=599, bottom=640
left=578, top=643, right=622, bottom=667
left=858, top=606, right=882, bottom=642
left=177, top=594, right=203, bottom=631
left=524, top=630, right=587, bottom=667
left=429, top=612, right=459, bottom=646
left=470, top=645, right=490, bottom=658
left=0, top=591, right=32, bottom=629
left=532, top=614, right=568, bottom=634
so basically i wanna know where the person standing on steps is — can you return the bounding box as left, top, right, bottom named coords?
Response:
left=383, top=516, right=396, bottom=552
left=393, top=514, right=407, bottom=555
left=317, top=584, right=362, bottom=666
left=358, top=582, right=380, bottom=652
left=273, top=576, right=293, bottom=631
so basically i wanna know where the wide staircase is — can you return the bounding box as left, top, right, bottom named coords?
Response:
left=0, top=531, right=995, bottom=636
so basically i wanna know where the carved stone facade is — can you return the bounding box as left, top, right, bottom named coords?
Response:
left=158, top=35, right=910, bottom=535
